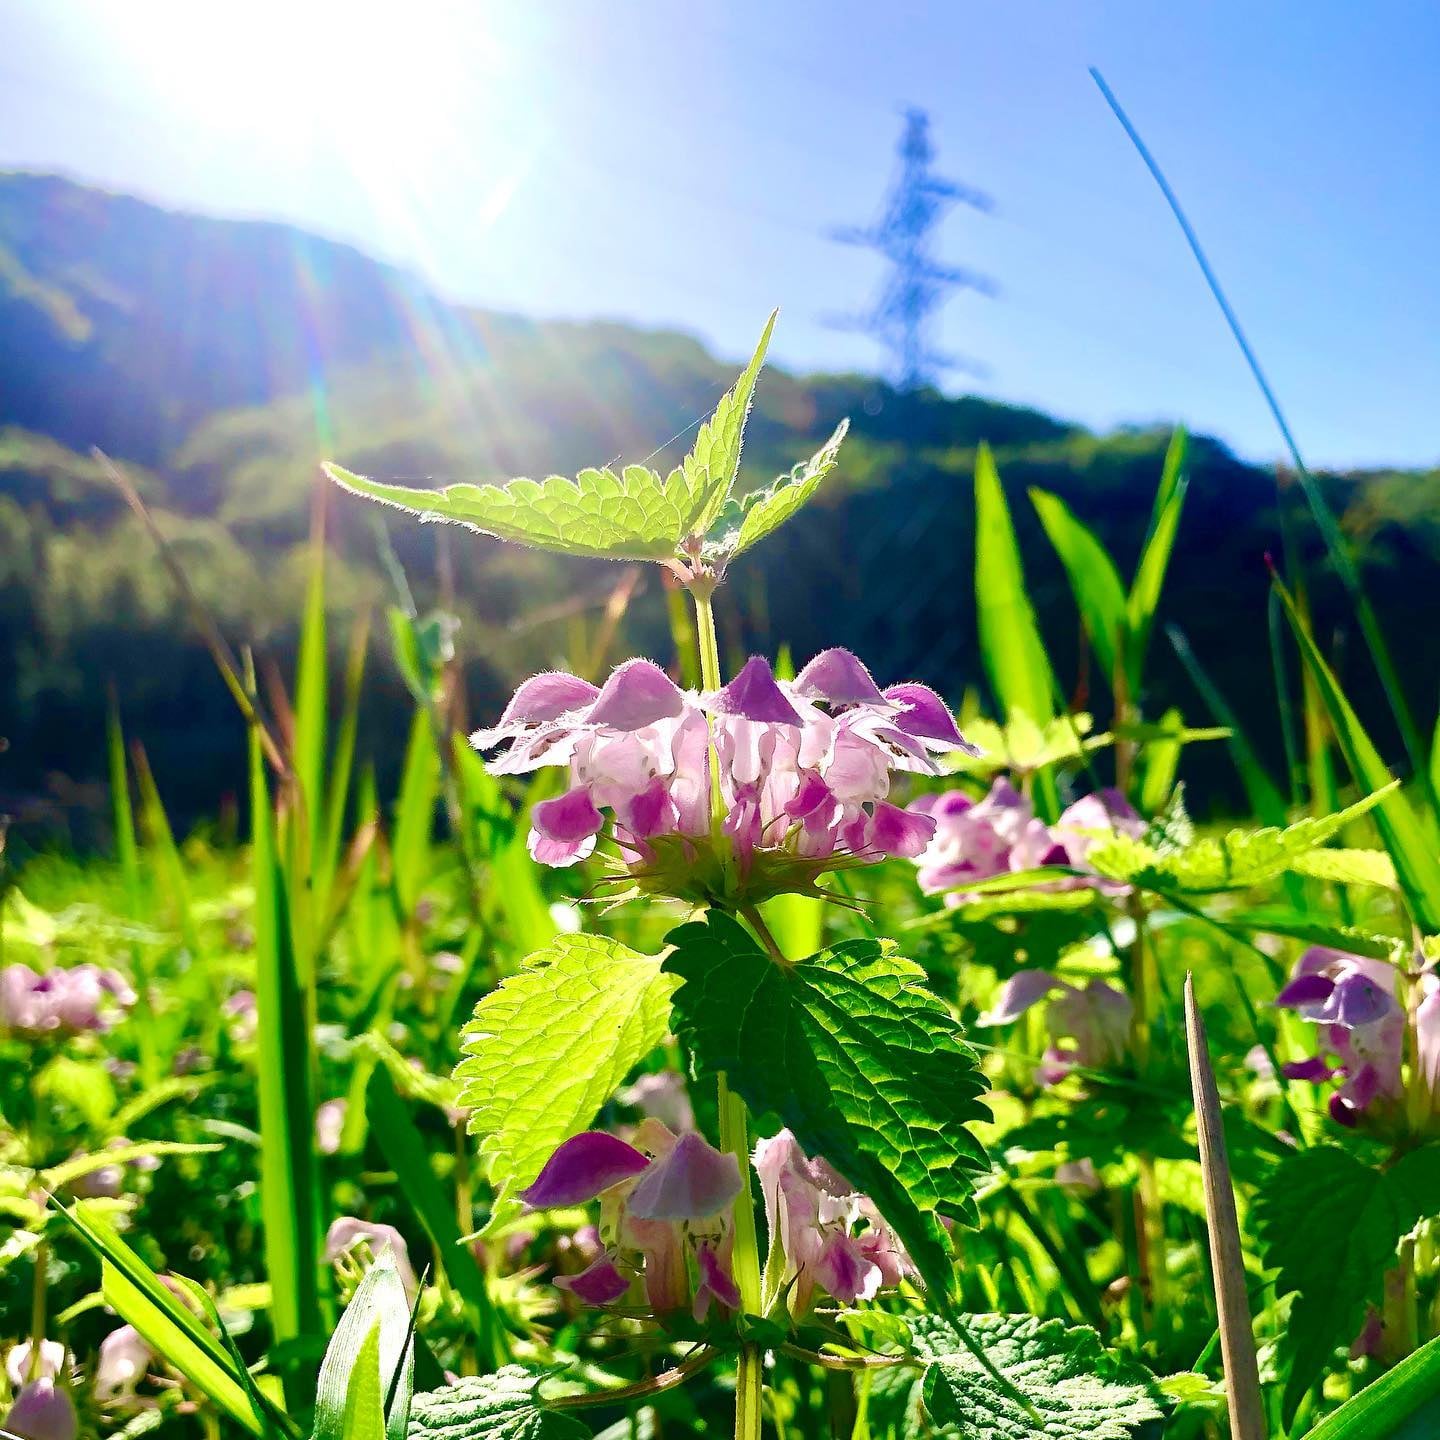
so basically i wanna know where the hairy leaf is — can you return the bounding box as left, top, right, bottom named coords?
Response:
left=663, top=912, right=990, bottom=1309
left=1253, top=1143, right=1440, bottom=1421
left=1086, top=784, right=1394, bottom=893
left=711, top=419, right=848, bottom=559
left=326, top=461, right=709, bottom=562
left=407, top=1369, right=588, bottom=1440
left=1288, top=847, right=1398, bottom=889
left=914, top=1313, right=1164, bottom=1439
left=455, top=935, right=680, bottom=1233
left=680, top=309, right=777, bottom=536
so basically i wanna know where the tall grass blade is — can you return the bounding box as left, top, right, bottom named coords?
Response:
left=1301, top=1332, right=1440, bottom=1439
left=1183, top=975, right=1265, bottom=1440
left=319, top=612, right=371, bottom=914
left=392, top=710, right=440, bottom=918
left=974, top=442, right=1059, bottom=816
left=1125, top=428, right=1189, bottom=692
left=1029, top=487, right=1127, bottom=685
left=250, top=721, right=324, bottom=1351
left=1272, top=577, right=1440, bottom=932
left=1090, top=70, right=1433, bottom=810
left=131, top=741, right=200, bottom=958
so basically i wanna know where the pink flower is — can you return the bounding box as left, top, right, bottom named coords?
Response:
left=1275, top=948, right=1406, bottom=1127
left=95, top=1326, right=151, bottom=1402
left=474, top=650, right=973, bottom=900
left=912, top=783, right=1143, bottom=903
left=324, top=1217, right=417, bottom=1294
left=5, top=1342, right=64, bottom=1388
left=0, top=964, right=135, bottom=1036
left=978, top=970, right=1132, bottom=1087
left=751, top=1129, right=912, bottom=1315
left=523, top=1123, right=743, bottom=1317
left=3, top=1380, right=76, bottom=1440
left=316, top=1099, right=347, bottom=1156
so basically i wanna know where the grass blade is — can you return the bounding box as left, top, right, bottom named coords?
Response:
left=1272, top=576, right=1440, bottom=932
left=391, top=710, right=439, bottom=918
left=1029, top=487, right=1128, bottom=685
left=1125, top=427, right=1189, bottom=691
left=250, top=720, right=324, bottom=1351
left=131, top=740, right=201, bottom=958
left=1301, top=1332, right=1440, bottom=1439
left=1183, top=975, right=1264, bottom=1440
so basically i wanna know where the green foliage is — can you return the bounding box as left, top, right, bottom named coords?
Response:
left=663, top=912, right=991, bottom=1309
left=1254, top=1144, right=1440, bottom=1421
left=314, top=1254, right=414, bottom=1440
left=1301, top=1331, right=1440, bottom=1440
left=914, top=1313, right=1165, bottom=1439
left=1086, top=783, right=1394, bottom=892
left=407, top=1370, right=588, bottom=1440
left=454, top=934, right=680, bottom=1233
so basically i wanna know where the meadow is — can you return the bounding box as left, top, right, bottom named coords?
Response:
left=4, top=310, right=1440, bottom=1440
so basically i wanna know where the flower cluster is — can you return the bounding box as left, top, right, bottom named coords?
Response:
left=1275, top=947, right=1440, bottom=1128
left=0, top=963, right=135, bottom=1037
left=523, top=1122, right=743, bottom=1320
left=753, top=1129, right=911, bottom=1313
left=911, top=779, right=1144, bottom=901
left=474, top=649, right=972, bottom=903
left=979, top=969, right=1133, bottom=1086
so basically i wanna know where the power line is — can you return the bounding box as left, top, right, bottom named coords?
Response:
left=826, top=108, right=994, bottom=389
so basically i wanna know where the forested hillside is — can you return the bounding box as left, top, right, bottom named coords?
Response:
left=3, top=172, right=1436, bottom=837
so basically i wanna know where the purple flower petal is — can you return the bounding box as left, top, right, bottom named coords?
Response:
left=708, top=657, right=803, bottom=725
left=1319, top=972, right=1396, bottom=1029
left=793, top=648, right=887, bottom=706
left=882, top=683, right=976, bottom=752
left=556, top=1253, right=631, bottom=1306
left=692, top=1243, right=742, bottom=1321
left=1282, top=1057, right=1334, bottom=1082
left=586, top=659, right=685, bottom=730
left=626, top=1132, right=742, bottom=1221
left=531, top=788, right=604, bottom=844
left=4, top=1380, right=77, bottom=1440
left=1418, top=984, right=1440, bottom=1094
left=978, top=969, right=1060, bottom=1026
left=1274, top=972, right=1336, bottom=1012
left=866, top=801, right=936, bottom=858
left=471, top=671, right=599, bottom=748
left=521, top=1132, right=650, bottom=1208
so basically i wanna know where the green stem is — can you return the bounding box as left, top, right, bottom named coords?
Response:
left=719, top=1071, right=765, bottom=1440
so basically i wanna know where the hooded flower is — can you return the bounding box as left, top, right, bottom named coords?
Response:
left=751, top=1129, right=912, bottom=1316
left=978, top=969, right=1133, bottom=1087
left=3, top=1381, right=77, bottom=1440
left=912, top=783, right=1144, bottom=903
left=5, top=1342, right=64, bottom=1389
left=473, top=650, right=972, bottom=901
left=0, top=964, right=135, bottom=1036
left=1275, top=948, right=1406, bottom=1127
left=94, top=1326, right=151, bottom=1403
left=324, top=1217, right=418, bottom=1294
left=523, top=1123, right=743, bottom=1319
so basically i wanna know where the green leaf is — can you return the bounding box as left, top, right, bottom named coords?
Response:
left=1124, top=426, right=1189, bottom=689
left=41, top=1141, right=222, bottom=1191
left=315, top=1254, right=414, bottom=1440
left=663, top=913, right=990, bottom=1309
left=327, top=463, right=706, bottom=563
left=341, top=1324, right=388, bottom=1440
left=680, top=309, right=778, bottom=536
left=1302, top=1330, right=1440, bottom=1440
left=1029, top=488, right=1128, bottom=685
left=1274, top=576, right=1440, bottom=932
left=714, top=419, right=848, bottom=559
left=1288, top=848, right=1399, bottom=889
left=974, top=444, right=1056, bottom=731
left=1086, top=784, right=1395, bottom=893
left=914, top=1313, right=1164, bottom=1439
left=455, top=934, right=680, bottom=1234
left=1218, top=906, right=1401, bottom=961
left=407, top=1369, right=588, bottom=1440
left=1253, top=1144, right=1440, bottom=1421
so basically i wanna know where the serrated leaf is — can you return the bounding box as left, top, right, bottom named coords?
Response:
left=455, top=935, right=680, bottom=1233
left=1219, top=906, right=1402, bottom=961
left=1087, top=784, right=1395, bottom=893
left=407, top=1369, right=588, bottom=1440
left=714, top=419, right=848, bottom=559
left=662, top=912, right=990, bottom=1310
left=1253, top=1143, right=1440, bottom=1421
left=680, top=310, right=777, bottom=535
left=326, top=462, right=704, bottom=563
left=914, top=1313, right=1164, bottom=1440
left=1288, top=847, right=1398, bottom=888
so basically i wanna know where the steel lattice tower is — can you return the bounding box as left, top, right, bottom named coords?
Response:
left=828, top=109, right=993, bottom=389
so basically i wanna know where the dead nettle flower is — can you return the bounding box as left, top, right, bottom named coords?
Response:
left=752, top=1129, right=911, bottom=1315
left=473, top=649, right=973, bottom=905
left=911, top=780, right=1145, bottom=903
left=0, top=963, right=135, bottom=1037
left=979, top=969, right=1133, bottom=1087
left=94, top=1326, right=152, bottom=1404
left=522, top=1121, right=743, bottom=1320
left=1274, top=947, right=1440, bottom=1129
left=5, top=1341, right=65, bottom=1389
left=324, top=1217, right=418, bottom=1295
left=3, top=1379, right=77, bottom=1440
left=316, top=1098, right=347, bottom=1156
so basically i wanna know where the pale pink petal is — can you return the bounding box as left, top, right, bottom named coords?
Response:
left=1418, top=981, right=1440, bottom=1095
left=4, top=1380, right=77, bottom=1440
left=692, top=1243, right=743, bottom=1321
left=866, top=801, right=935, bottom=858
left=793, top=649, right=887, bottom=707
left=977, top=970, right=1061, bottom=1026
left=471, top=671, right=599, bottom=748
left=555, top=1253, right=631, bottom=1306
left=586, top=658, right=685, bottom=730
left=626, top=1132, right=742, bottom=1221
left=521, top=1132, right=650, bottom=1208
left=882, top=683, right=976, bottom=752
left=814, top=1231, right=882, bottom=1304
left=707, top=657, right=803, bottom=725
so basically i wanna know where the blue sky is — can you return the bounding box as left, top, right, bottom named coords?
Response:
left=2, top=0, right=1437, bottom=468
